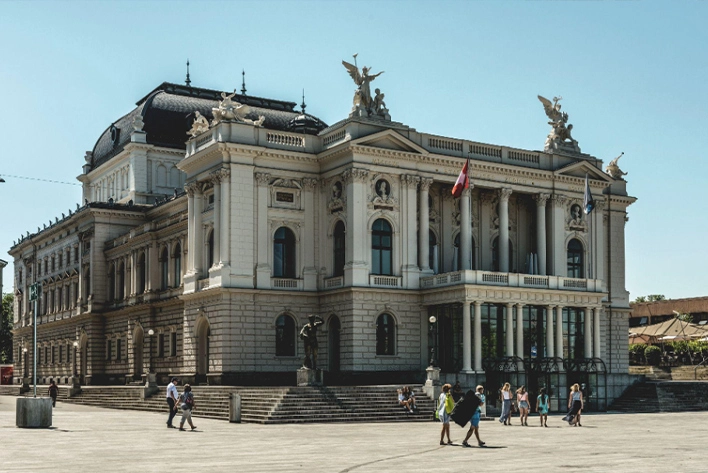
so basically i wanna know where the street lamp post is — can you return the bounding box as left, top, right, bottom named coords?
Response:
left=147, top=329, right=154, bottom=374
left=428, top=315, right=438, bottom=367
left=72, top=341, right=78, bottom=377
left=22, top=348, right=28, bottom=378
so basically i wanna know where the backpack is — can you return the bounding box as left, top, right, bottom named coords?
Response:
left=183, top=392, right=195, bottom=410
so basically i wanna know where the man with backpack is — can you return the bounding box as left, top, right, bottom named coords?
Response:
left=177, top=384, right=197, bottom=431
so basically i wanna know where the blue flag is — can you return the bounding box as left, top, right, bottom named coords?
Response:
left=584, top=174, right=595, bottom=215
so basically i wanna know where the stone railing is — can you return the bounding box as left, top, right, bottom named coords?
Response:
left=324, top=276, right=344, bottom=289
left=322, top=129, right=347, bottom=147
left=197, top=278, right=209, bottom=291
left=420, top=270, right=603, bottom=292
left=271, top=278, right=302, bottom=290
left=266, top=132, right=305, bottom=148
left=421, top=133, right=544, bottom=169
left=369, top=275, right=401, bottom=288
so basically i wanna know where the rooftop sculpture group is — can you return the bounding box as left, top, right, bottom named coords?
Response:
left=538, top=95, right=580, bottom=154
left=605, top=152, right=628, bottom=179
left=188, top=91, right=265, bottom=138
left=343, top=54, right=390, bottom=120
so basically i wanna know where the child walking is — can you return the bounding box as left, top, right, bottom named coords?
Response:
left=536, top=387, right=549, bottom=427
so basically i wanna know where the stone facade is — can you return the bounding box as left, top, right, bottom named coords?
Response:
left=9, top=79, right=636, bottom=409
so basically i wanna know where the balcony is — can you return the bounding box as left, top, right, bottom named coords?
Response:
left=420, top=270, right=603, bottom=292
left=271, top=278, right=303, bottom=290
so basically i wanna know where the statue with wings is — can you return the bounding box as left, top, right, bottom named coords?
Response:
left=342, top=55, right=385, bottom=117
left=538, top=95, right=579, bottom=153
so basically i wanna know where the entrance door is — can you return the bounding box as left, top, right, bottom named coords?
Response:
left=133, top=326, right=144, bottom=380
left=196, top=320, right=210, bottom=382
left=328, top=315, right=341, bottom=372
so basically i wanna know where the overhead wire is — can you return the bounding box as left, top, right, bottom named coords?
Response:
left=0, top=174, right=81, bottom=186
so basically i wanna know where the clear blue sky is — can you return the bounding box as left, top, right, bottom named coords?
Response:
left=1, top=0, right=706, bottom=300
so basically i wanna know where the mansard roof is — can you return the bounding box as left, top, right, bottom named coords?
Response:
left=89, top=82, right=328, bottom=171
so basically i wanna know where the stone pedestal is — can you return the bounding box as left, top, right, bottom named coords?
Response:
left=141, top=373, right=158, bottom=400
left=297, top=368, right=323, bottom=386
left=229, top=393, right=242, bottom=423
left=68, top=376, right=82, bottom=397
left=16, top=397, right=52, bottom=428
left=19, top=378, right=30, bottom=394
left=422, top=366, right=441, bottom=400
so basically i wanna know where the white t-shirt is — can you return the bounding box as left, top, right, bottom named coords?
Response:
left=166, top=382, right=179, bottom=400
left=438, top=393, right=447, bottom=417
left=502, top=390, right=511, bottom=400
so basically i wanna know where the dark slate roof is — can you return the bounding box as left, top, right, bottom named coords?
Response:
left=89, top=82, right=328, bottom=171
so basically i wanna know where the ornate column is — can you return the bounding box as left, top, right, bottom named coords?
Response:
left=516, top=304, right=525, bottom=363
left=193, top=184, right=204, bottom=277
left=462, top=301, right=472, bottom=372
left=593, top=307, right=602, bottom=360
left=505, top=302, right=515, bottom=357
left=546, top=305, right=555, bottom=358
left=211, top=174, right=221, bottom=270
left=148, top=241, right=158, bottom=293
left=255, top=172, right=271, bottom=289
left=550, top=194, right=568, bottom=276
left=303, top=178, right=318, bottom=291
left=499, top=188, right=512, bottom=272
left=534, top=193, right=550, bottom=275
left=556, top=305, right=564, bottom=362
left=185, top=184, right=196, bottom=272
left=401, top=175, right=420, bottom=288
left=129, top=252, right=137, bottom=296
left=342, top=169, right=370, bottom=286
left=585, top=306, right=593, bottom=358
left=474, top=301, right=483, bottom=372
left=220, top=168, right=231, bottom=267
left=418, top=178, right=433, bottom=273
left=460, top=187, right=472, bottom=270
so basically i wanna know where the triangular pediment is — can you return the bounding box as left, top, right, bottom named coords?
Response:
left=554, top=161, right=612, bottom=183
left=351, top=130, right=428, bottom=155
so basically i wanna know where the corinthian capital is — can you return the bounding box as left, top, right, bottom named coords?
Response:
left=551, top=194, right=568, bottom=207
left=342, top=168, right=369, bottom=184
left=255, top=172, right=272, bottom=187
left=401, top=175, right=420, bottom=189
left=534, top=193, right=550, bottom=206
left=498, top=188, right=513, bottom=203
left=302, top=178, right=318, bottom=190
left=419, top=177, right=433, bottom=192
left=184, top=182, right=200, bottom=197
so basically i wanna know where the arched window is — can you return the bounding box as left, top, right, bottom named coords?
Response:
left=273, top=227, right=296, bottom=278
left=333, top=221, right=346, bottom=277
left=137, top=252, right=146, bottom=295
left=371, top=219, right=392, bottom=275
left=108, top=264, right=115, bottom=301
left=492, top=237, right=513, bottom=272
left=173, top=243, right=182, bottom=287
left=207, top=230, right=214, bottom=269
left=567, top=239, right=584, bottom=278
left=117, top=262, right=125, bottom=300
left=160, top=248, right=169, bottom=291
left=275, top=314, right=296, bottom=356
left=376, top=313, right=396, bottom=355
left=429, top=230, right=438, bottom=274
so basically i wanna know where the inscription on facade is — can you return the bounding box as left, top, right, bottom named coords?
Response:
left=276, top=192, right=294, bottom=203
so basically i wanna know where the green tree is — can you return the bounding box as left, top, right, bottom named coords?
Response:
left=0, top=293, right=13, bottom=363
left=647, top=294, right=666, bottom=302
left=633, top=296, right=647, bottom=303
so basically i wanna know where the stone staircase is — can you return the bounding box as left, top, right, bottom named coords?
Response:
left=1, top=384, right=435, bottom=424
left=609, top=381, right=708, bottom=413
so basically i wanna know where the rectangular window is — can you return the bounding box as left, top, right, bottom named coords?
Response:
left=158, top=333, right=165, bottom=357
left=67, top=343, right=72, bottom=364
left=44, top=346, right=49, bottom=364
left=59, top=254, right=63, bottom=268
left=116, top=338, right=123, bottom=361
left=59, top=345, right=64, bottom=363
left=563, top=307, right=585, bottom=359
left=51, top=345, right=56, bottom=364
left=170, top=332, right=177, bottom=357
left=106, top=339, right=112, bottom=361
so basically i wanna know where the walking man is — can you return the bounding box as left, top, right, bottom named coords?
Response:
left=166, top=377, right=179, bottom=428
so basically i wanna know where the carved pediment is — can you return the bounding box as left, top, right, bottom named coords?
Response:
left=555, top=161, right=613, bottom=182
left=352, top=130, right=428, bottom=155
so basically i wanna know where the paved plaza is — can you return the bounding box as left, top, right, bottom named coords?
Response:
left=0, top=395, right=703, bottom=473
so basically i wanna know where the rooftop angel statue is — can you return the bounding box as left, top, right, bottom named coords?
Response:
left=605, top=152, right=628, bottom=179
left=342, top=54, right=384, bottom=118
left=538, top=95, right=579, bottom=153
